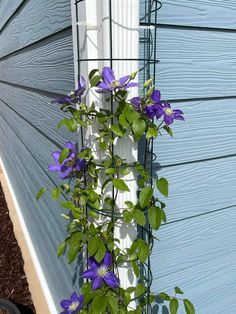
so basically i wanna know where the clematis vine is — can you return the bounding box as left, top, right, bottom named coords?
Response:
left=53, top=76, right=86, bottom=104
left=82, top=252, right=119, bottom=290
left=96, top=67, right=138, bottom=93
left=38, top=66, right=194, bottom=314
left=60, top=292, right=84, bottom=314
left=48, top=141, right=86, bottom=179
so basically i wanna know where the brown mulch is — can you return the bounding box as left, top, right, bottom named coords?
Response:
left=0, top=184, right=36, bottom=314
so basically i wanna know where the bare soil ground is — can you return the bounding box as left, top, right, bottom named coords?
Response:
left=0, top=184, right=36, bottom=314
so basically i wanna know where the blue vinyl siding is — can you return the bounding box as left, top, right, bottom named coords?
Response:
left=0, top=0, right=78, bottom=310
left=140, top=1, right=236, bottom=313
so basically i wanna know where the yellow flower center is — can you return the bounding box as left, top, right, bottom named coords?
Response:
left=69, top=302, right=80, bottom=310
left=165, top=108, right=173, bottom=115
left=97, top=266, right=108, bottom=278
left=110, top=80, right=120, bottom=88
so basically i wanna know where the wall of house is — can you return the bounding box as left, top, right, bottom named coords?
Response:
left=0, top=0, right=78, bottom=311
left=147, top=1, right=236, bottom=313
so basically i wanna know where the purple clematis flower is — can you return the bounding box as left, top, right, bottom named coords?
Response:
left=52, top=76, right=86, bottom=104
left=82, top=252, right=119, bottom=290
left=161, top=103, right=185, bottom=125
left=130, top=89, right=163, bottom=119
left=48, top=141, right=86, bottom=179
left=60, top=292, right=84, bottom=314
left=96, top=67, right=138, bottom=93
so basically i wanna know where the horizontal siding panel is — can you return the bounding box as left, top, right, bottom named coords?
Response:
left=158, top=0, right=236, bottom=29
left=153, top=98, right=236, bottom=165
left=140, top=27, right=236, bottom=100
left=0, top=29, right=74, bottom=94
left=0, top=116, right=80, bottom=311
left=156, top=156, right=236, bottom=221
left=0, top=0, right=71, bottom=58
left=0, top=0, right=23, bottom=31
left=0, top=98, right=76, bottom=176
left=151, top=209, right=236, bottom=313
left=0, top=82, right=76, bottom=146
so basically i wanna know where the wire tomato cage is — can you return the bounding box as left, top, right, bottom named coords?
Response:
left=73, top=0, right=162, bottom=313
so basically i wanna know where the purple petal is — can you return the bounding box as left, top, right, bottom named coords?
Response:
left=78, top=295, right=84, bottom=305
left=92, top=276, right=103, bottom=290
left=48, top=164, right=61, bottom=172
left=151, top=90, right=161, bottom=102
left=126, top=82, right=138, bottom=88
left=163, top=102, right=171, bottom=109
left=75, top=159, right=86, bottom=171
left=52, top=151, right=60, bottom=162
left=60, top=300, right=71, bottom=309
left=103, top=252, right=112, bottom=267
left=82, top=269, right=97, bottom=279
left=58, top=167, right=73, bottom=179
left=70, top=292, right=79, bottom=302
left=174, top=115, right=185, bottom=121
left=53, top=95, right=72, bottom=104
left=118, top=75, right=130, bottom=85
left=102, top=67, right=115, bottom=85
left=88, top=256, right=100, bottom=269
left=173, top=109, right=183, bottom=115
left=96, top=82, right=110, bottom=89
left=104, top=272, right=119, bottom=288
left=164, top=115, right=173, bottom=125
left=65, top=141, right=76, bottom=152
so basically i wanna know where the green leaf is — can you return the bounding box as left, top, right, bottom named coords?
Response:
left=163, top=125, right=173, bottom=137
left=105, top=167, right=116, bottom=175
left=57, top=118, right=77, bottom=132
left=51, top=186, right=61, bottom=200
left=36, top=187, right=47, bottom=200
left=159, top=292, right=171, bottom=301
left=132, top=118, right=146, bottom=140
left=174, top=286, right=184, bottom=295
left=119, top=114, right=129, bottom=128
left=136, top=283, right=146, bottom=298
left=60, top=201, right=76, bottom=211
left=156, top=177, right=169, bottom=197
left=89, top=68, right=99, bottom=80
left=111, top=124, right=126, bottom=137
left=138, top=240, right=150, bottom=263
left=131, top=261, right=140, bottom=277
left=133, top=208, right=146, bottom=226
left=88, top=237, right=99, bottom=256
left=94, top=238, right=106, bottom=263
left=59, top=148, right=69, bottom=163
left=113, top=179, right=130, bottom=192
left=123, top=210, right=133, bottom=223
left=107, top=296, right=119, bottom=314
left=170, top=298, right=179, bottom=314
left=184, top=299, right=195, bottom=314
left=139, top=186, right=153, bottom=208
left=126, top=110, right=140, bottom=123
left=148, top=206, right=162, bottom=230
left=146, top=127, right=158, bottom=140
left=91, top=296, right=108, bottom=314
left=90, top=75, right=101, bottom=87
left=57, top=241, right=67, bottom=257
left=67, top=232, right=83, bottom=264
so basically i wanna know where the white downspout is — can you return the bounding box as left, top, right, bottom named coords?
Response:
left=71, top=0, right=140, bottom=303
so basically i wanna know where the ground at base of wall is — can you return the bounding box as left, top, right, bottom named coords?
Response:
left=0, top=184, right=36, bottom=314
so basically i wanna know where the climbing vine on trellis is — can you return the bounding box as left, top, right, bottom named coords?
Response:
left=37, top=67, right=195, bottom=314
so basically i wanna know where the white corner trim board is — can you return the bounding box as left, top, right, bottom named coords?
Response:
left=0, top=157, right=57, bottom=314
